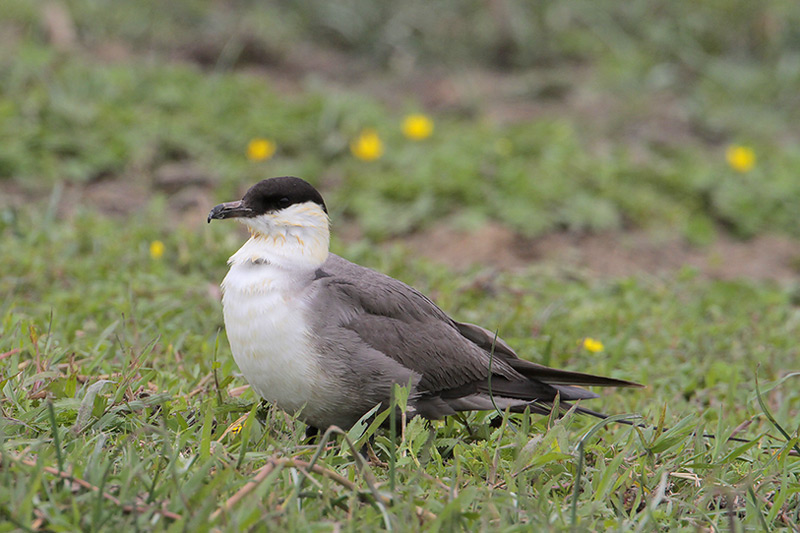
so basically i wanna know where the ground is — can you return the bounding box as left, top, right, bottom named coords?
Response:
left=3, top=2, right=800, bottom=531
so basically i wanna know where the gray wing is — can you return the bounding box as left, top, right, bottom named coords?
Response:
left=308, top=254, right=641, bottom=420
left=309, top=255, right=524, bottom=393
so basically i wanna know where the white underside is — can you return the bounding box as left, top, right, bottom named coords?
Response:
left=222, top=262, right=321, bottom=415
left=219, top=204, right=334, bottom=423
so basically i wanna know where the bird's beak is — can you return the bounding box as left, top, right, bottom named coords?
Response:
left=207, top=200, right=252, bottom=223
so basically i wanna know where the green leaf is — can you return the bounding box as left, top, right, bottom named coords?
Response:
left=72, top=379, right=114, bottom=434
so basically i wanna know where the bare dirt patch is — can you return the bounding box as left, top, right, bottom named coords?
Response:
left=397, top=223, right=800, bottom=281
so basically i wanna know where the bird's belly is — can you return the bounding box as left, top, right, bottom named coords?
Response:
left=222, top=285, right=322, bottom=414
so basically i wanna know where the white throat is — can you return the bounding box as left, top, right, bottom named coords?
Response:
left=226, top=202, right=330, bottom=273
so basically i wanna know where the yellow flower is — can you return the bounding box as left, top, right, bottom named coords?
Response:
left=218, top=414, right=249, bottom=441
left=582, top=337, right=604, bottom=353
left=247, top=138, right=276, bottom=161
left=725, top=145, right=755, bottom=173
left=149, top=240, right=165, bottom=260
left=350, top=129, right=384, bottom=161
left=401, top=114, right=434, bottom=141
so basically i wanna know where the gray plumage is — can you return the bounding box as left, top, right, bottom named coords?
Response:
left=301, top=253, right=638, bottom=429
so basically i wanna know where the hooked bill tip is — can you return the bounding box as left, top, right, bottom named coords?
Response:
left=207, top=200, right=252, bottom=223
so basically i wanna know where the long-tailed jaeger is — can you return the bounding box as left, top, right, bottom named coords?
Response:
left=208, top=176, right=640, bottom=431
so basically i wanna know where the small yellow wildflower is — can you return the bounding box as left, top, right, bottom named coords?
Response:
left=149, top=240, right=165, bottom=260
left=247, top=138, right=276, bottom=161
left=218, top=415, right=249, bottom=441
left=350, top=129, right=384, bottom=161
left=582, top=337, right=604, bottom=353
left=725, top=145, right=755, bottom=173
left=401, top=114, right=434, bottom=141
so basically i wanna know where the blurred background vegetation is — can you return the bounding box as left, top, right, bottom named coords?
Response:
left=2, top=0, right=800, bottom=245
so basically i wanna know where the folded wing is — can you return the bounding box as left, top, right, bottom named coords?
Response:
left=309, top=254, right=641, bottom=419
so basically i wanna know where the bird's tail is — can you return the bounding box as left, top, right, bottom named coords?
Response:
left=508, top=358, right=643, bottom=389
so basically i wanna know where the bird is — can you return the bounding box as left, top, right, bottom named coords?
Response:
left=208, top=176, right=641, bottom=431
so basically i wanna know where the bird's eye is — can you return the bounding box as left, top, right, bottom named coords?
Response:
left=278, top=197, right=290, bottom=207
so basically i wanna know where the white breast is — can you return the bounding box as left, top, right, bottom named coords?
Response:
left=221, top=261, right=322, bottom=414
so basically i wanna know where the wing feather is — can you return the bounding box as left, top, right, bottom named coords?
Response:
left=307, top=254, right=640, bottom=417
left=310, top=255, right=522, bottom=393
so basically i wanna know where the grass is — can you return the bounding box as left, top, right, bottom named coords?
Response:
left=3, top=205, right=800, bottom=530
left=2, top=0, right=800, bottom=530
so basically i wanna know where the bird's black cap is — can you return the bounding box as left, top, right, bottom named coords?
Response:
left=208, top=176, right=327, bottom=223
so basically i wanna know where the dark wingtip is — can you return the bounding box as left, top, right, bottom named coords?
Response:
left=509, top=359, right=644, bottom=389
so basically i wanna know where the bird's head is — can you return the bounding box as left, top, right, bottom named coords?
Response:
left=209, top=177, right=330, bottom=266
